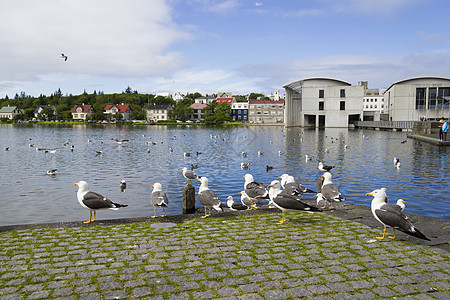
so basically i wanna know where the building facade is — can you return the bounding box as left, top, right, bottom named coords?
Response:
left=383, top=75, right=450, bottom=121
left=231, top=102, right=248, bottom=122
left=146, top=105, right=171, bottom=122
left=189, top=103, right=208, bottom=121
left=104, top=104, right=132, bottom=120
left=283, top=77, right=364, bottom=127
left=248, top=100, right=284, bottom=123
left=71, top=104, right=93, bottom=120
left=0, top=106, right=23, bottom=119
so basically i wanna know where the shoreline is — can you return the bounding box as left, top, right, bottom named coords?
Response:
left=1, top=201, right=448, bottom=252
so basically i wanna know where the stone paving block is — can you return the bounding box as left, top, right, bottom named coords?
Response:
left=284, top=286, right=313, bottom=298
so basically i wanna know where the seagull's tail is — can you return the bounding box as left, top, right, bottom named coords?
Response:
left=215, top=203, right=226, bottom=211
left=304, top=188, right=316, bottom=193
left=112, top=202, right=128, bottom=208
left=333, top=195, right=346, bottom=202
left=402, top=225, right=430, bottom=241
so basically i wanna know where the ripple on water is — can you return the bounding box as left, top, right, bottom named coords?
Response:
left=0, top=124, right=448, bottom=226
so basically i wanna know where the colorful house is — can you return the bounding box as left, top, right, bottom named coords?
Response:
left=248, top=100, right=285, bottom=123
left=104, top=104, right=132, bottom=120
left=146, top=104, right=172, bottom=122
left=189, top=103, right=208, bottom=121
left=71, top=104, right=94, bottom=120
left=0, top=105, right=23, bottom=120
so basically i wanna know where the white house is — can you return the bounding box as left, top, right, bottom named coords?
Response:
left=146, top=104, right=172, bottom=122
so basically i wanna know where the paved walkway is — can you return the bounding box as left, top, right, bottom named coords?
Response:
left=0, top=206, right=449, bottom=299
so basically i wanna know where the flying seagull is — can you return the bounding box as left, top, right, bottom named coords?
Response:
left=60, top=53, right=68, bottom=61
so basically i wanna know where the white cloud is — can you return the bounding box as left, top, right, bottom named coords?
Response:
left=0, top=0, right=192, bottom=83
left=255, top=2, right=263, bottom=7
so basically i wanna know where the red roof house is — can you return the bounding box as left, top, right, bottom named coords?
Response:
left=216, top=97, right=235, bottom=105
left=104, top=104, right=132, bottom=120
left=71, top=104, right=94, bottom=120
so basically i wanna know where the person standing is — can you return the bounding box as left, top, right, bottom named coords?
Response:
left=439, top=119, right=444, bottom=140
left=442, top=119, right=448, bottom=141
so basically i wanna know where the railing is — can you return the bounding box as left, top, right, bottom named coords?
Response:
left=355, top=121, right=415, bottom=130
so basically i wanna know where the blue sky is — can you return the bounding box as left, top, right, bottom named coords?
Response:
left=0, top=0, right=449, bottom=98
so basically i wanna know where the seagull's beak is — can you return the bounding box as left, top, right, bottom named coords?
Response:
left=277, top=176, right=282, bottom=179
left=238, top=192, right=242, bottom=194
left=267, top=185, right=272, bottom=188
left=321, top=175, right=324, bottom=178
left=74, top=183, right=78, bottom=186
left=403, top=200, right=408, bottom=203
left=197, top=179, right=201, bottom=182
left=314, top=194, right=318, bottom=197
left=365, top=193, right=373, bottom=196
left=243, top=176, right=245, bottom=179
left=152, top=185, right=154, bottom=188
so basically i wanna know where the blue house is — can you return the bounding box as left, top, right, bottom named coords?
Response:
left=231, top=102, right=249, bottom=122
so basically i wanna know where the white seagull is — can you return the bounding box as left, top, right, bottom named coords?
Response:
left=366, top=189, right=429, bottom=241
left=150, top=182, right=169, bottom=218
left=74, top=181, right=128, bottom=224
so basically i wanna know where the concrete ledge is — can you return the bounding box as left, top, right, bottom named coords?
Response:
left=407, top=134, right=450, bottom=146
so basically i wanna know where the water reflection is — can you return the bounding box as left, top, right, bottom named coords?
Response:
left=0, top=124, right=448, bottom=226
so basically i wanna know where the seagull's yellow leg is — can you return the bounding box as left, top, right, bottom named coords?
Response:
left=92, top=211, right=96, bottom=222
left=388, top=228, right=396, bottom=239
left=208, top=207, right=212, bottom=217
left=161, top=207, right=166, bottom=217
left=249, top=200, right=254, bottom=210
left=201, top=207, right=208, bottom=218
left=151, top=207, right=157, bottom=218
left=277, top=212, right=287, bottom=224
left=376, top=227, right=387, bottom=240
left=84, top=211, right=93, bottom=224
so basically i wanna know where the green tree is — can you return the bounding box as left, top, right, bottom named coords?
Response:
left=37, top=107, right=56, bottom=121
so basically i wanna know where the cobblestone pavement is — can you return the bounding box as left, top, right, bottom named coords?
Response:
left=0, top=210, right=449, bottom=299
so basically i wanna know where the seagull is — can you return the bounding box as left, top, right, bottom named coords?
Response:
left=396, top=161, right=401, bottom=168
left=315, top=193, right=327, bottom=209
left=180, top=167, right=198, bottom=184
left=266, top=165, right=274, bottom=172
left=226, top=196, right=248, bottom=211
left=318, top=162, right=335, bottom=172
left=150, top=183, right=168, bottom=218
left=305, top=155, right=313, bottom=162
left=394, top=157, right=400, bottom=165
left=394, top=199, right=407, bottom=212
left=60, top=53, right=68, bottom=61
left=111, top=138, right=129, bottom=144
left=238, top=191, right=253, bottom=209
left=120, top=180, right=126, bottom=192
left=366, top=189, right=429, bottom=241
left=46, top=169, right=57, bottom=175
left=278, top=174, right=316, bottom=196
left=96, top=150, right=103, bottom=156
left=74, top=181, right=128, bottom=224
left=321, top=172, right=345, bottom=202
left=183, top=152, right=191, bottom=157
left=241, top=152, right=247, bottom=157
left=197, top=177, right=223, bottom=218
left=267, top=180, right=319, bottom=224
left=240, top=162, right=250, bottom=169
left=243, top=173, right=269, bottom=210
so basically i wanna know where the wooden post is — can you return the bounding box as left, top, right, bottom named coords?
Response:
left=317, top=176, right=324, bottom=193
left=182, top=184, right=196, bottom=214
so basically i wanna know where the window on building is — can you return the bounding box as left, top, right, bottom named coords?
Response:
left=340, top=89, right=346, bottom=98
left=319, top=90, right=324, bottom=98
left=319, top=102, right=324, bottom=111
left=416, top=88, right=426, bottom=109
left=340, top=101, right=345, bottom=110
left=428, top=87, right=437, bottom=108
left=437, top=87, right=450, bottom=107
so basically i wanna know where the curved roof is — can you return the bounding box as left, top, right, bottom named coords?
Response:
left=385, top=75, right=450, bottom=91
left=282, top=76, right=352, bottom=91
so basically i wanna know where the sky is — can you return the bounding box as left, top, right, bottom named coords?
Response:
left=1, top=0, right=449, bottom=98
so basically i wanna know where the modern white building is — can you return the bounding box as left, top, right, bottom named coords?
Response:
left=283, top=77, right=364, bottom=127
left=383, top=75, right=450, bottom=121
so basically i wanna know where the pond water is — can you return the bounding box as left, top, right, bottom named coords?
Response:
left=0, top=124, right=448, bottom=226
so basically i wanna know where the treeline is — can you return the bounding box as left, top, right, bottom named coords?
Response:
left=0, top=87, right=268, bottom=123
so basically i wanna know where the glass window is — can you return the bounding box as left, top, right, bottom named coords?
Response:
left=428, top=88, right=437, bottom=108
left=340, top=89, right=345, bottom=98
left=340, top=101, right=345, bottom=110
left=416, top=88, right=426, bottom=109
left=319, top=90, right=324, bottom=98
left=319, top=102, right=324, bottom=111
